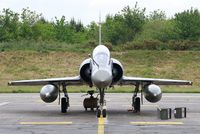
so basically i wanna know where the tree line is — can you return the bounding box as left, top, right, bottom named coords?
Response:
left=1, top=4, right=200, bottom=50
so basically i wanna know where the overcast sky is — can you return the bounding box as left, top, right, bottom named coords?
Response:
left=1, top=0, right=200, bottom=25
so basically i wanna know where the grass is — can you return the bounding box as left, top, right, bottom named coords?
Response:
left=0, top=41, right=200, bottom=93
left=0, top=40, right=95, bottom=53
left=0, top=86, right=198, bottom=93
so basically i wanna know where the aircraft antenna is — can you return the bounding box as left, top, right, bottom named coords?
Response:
left=99, top=12, right=102, bottom=45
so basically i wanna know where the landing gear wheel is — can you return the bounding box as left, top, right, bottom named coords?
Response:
left=61, top=84, right=70, bottom=113
left=102, top=109, right=107, bottom=118
left=61, top=97, right=67, bottom=113
left=134, top=97, right=140, bottom=112
left=97, top=109, right=101, bottom=118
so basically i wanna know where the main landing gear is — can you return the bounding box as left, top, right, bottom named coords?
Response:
left=61, top=85, right=70, bottom=113
left=132, top=84, right=141, bottom=112
left=58, top=84, right=141, bottom=115
left=97, top=88, right=107, bottom=118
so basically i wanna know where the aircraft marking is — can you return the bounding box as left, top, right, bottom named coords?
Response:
left=130, top=121, right=184, bottom=125
left=98, top=116, right=105, bottom=134
left=20, top=122, right=72, bottom=125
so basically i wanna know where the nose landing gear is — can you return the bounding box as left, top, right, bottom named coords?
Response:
left=82, top=89, right=107, bottom=118
left=97, top=107, right=106, bottom=118
left=97, top=88, right=107, bottom=118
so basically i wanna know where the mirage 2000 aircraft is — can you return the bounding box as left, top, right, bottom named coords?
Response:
left=8, top=21, right=192, bottom=118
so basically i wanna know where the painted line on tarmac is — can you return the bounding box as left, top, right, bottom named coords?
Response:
left=98, top=116, right=105, bottom=134
left=20, top=122, right=72, bottom=125
left=0, top=102, right=10, bottom=106
left=130, top=121, right=184, bottom=125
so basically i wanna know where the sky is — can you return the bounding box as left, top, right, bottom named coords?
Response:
left=1, top=0, right=200, bottom=25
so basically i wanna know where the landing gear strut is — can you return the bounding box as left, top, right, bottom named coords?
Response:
left=97, top=88, right=106, bottom=118
left=61, top=84, right=69, bottom=113
left=132, top=83, right=141, bottom=112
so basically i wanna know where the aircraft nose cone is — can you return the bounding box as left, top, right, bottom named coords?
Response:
left=92, top=69, right=112, bottom=88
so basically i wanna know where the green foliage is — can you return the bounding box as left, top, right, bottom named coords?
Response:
left=54, top=16, right=72, bottom=42
left=148, top=10, right=167, bottom=21
left=174, top=8, right=200, bottom=40
left=86, top=21, right=98, bottom=42
left=0, top=8, right=88, bottom=44
left=19, top=7, right=42, bottom=39
left=119, top=40, right=164, bottom=50
left=116, top=39, right=200, bottom=51
left=103, top=3, right=146, bottom=45
left=168, top=40, right=200, bottom=50
left=0, top=86, right=198, bottom=93
left=32, top=19, right=55, bottom=40
left=0, top=8, right=19, bottom=41
left=1, top=6, right=200, bottom=50
left=53, top=16, right=87, bottom=43
left=135, top=20, right=178, bottom=42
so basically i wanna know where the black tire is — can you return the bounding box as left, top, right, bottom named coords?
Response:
left=102, top=109, right=106, bottom=118
left=61, top=97, right=67, bottom=113
left=66, top=97, right=70, bottom=108
left=134, top=97, right=140, bottom=112
left=97, top=109, right=101, bottom=118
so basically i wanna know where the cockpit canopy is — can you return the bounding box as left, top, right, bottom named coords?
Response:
left=92, top=45, right=110, bottom=66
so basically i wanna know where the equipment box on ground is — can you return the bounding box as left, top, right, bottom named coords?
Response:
left=157, top=107, right=172, bottom=120
left=174, top=107, right=187, bottom=118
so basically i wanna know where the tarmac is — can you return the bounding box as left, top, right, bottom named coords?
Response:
left=0, top=93, right=200, bottom=134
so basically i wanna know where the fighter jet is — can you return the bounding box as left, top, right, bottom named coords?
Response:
left=8, top=20, right=192, bottom=118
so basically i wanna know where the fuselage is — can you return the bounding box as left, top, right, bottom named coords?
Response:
left=91, top=45, right=112, bottom=88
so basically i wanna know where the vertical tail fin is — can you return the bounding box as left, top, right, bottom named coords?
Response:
left=99, top=12, right=102, bottom=45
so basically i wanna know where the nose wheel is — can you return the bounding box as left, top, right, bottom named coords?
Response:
left=97, top=109, right=101, bottom=117
left=102, top=109, right=107, bottom=117
left=97, top=109, right=106, bottom=118
left=97, top=88, right=107, bottom=118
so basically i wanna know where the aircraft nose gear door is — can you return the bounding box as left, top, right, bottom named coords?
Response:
left=97, top=88, right=106, bottom=118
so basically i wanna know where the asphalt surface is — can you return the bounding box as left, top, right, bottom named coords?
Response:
left=0, top=93, right=200, bottom=134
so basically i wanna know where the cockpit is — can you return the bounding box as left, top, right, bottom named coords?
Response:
left=93, top=52, right=109, bottom=66
left=92, top=45, right=111, bottom=67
